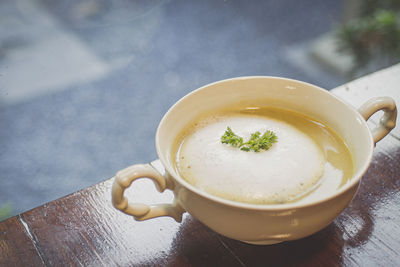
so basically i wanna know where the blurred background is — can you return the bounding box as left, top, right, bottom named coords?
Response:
left=1, top=0, right=399, bottom=220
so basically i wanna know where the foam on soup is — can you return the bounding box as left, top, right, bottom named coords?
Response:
left=173, top=107, right=353, bottom=205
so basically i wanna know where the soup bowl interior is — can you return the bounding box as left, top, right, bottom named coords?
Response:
left=157, top=77, right=373, bottom=198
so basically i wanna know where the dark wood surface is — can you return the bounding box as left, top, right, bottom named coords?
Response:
left=1, top=66, right=400, bottom=266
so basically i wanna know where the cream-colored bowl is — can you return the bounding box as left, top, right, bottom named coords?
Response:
left=112, top=77, right=397, bottom=244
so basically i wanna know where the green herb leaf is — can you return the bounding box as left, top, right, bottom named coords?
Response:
left=221, top=127, right=277, bottom=152
left=221, top=127, right=243, bottom=148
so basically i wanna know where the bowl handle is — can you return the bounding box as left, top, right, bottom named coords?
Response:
left=358, top=97, right=397, bottom=144
left=112, top=163, right=185, bottom=222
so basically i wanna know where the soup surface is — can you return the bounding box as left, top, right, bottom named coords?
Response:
left=173, top=106, right=353, bottom=205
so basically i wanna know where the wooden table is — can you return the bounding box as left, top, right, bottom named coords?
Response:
left=1, top=65, right=399, bottom=266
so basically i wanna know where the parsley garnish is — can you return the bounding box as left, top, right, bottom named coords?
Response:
left=221, top=127, right=277, bottom=152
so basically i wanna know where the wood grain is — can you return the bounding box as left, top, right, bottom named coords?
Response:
left=0, top=216, right=45, bottom=266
